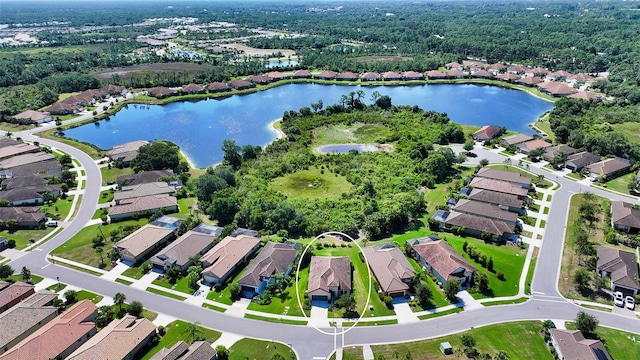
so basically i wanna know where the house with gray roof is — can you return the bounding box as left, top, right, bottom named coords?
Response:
left=238, top=241, right=298, bottom=296
left=443, top=211, right=516, bottom=241
left=9, top=159, right=62, bottom=177
left=410, top=239, right=476, bottom=285
left=500, top=133, right=533, bottom=147
left=543, top=145, right=576, bottom=162
left=362, top=245, right=414, bottom=297
left=150, top=341, right=216, bottom=360
left=11, top=111, right=51, bottom=125
left=468, top=177, right=529, bottom=198
left=473, top=125, right=501, bottom=142
left=0, top=291, right=58, bottom=354
left=467, top=188, right=524, bottom=214
left=587, top=157, right=632, bottom=181
left=611, top=201, right=640, bottom=233
left=108, top=194, right=179, bottom=222
left=549, top=329, right=612, bottom=360
left=564, top=151, right=601, bottom=172
left=116, top=170, right=175, bottom=187
left=0, top=184, right=60, bottom=206
left=596, top=246, right=640, bottom=296
left=0, top=153, right=55, bottom=170
left=114, top=182, right=175, bottom=204
left=114, top=224, right=176, bottom=263
left=0, top=282, right=35, bottom=314
left=308, top=256, right=351, bottom=302
left=107, top=140, right=149, bottom=163
left=1, top=176, right=48, bottom=190
left=453, top=199, right=519, bottom=225
left=0, top=143, right=39, bottom=161
left=474, top=168, right=532, bottom=188
left=150, top=230, right=218, bottom=271
left=200, top=235, right=261, bottom=285
left=0, top=207, right=46, bottom=229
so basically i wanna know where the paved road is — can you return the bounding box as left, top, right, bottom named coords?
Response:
left=4, top=137, right=638, bottom=359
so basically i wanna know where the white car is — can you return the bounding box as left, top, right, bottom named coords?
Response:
left=613, top=291, right=624, bottom=307
left=625, top=296, right=635, bottom=310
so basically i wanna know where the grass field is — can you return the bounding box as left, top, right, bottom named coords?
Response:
left=311, top=123, right=393, bottom=147
left=76, top=290, right=104, bottom=304
left=228, top=338, right=296, bottom=360
left=372, top=321, right=552, bottom=360
left=100, top=166, right=134, bottom=185
left=612, top=122, right=640, bottom=144
left=270, top=167, right=353, bottom=200
left=423, top=165, right=476, bottom=215
left=605, top=171, right=635, bottom=194
left=140, top=320, right=221, bottom=360
left=40, top=197, right=75, bottom=221
left=244, top=314, right=308, bottom=325
left=6, top=274, right=44, bottom=284
left=0, top=228, right=57, bottom=250
left=152, top=276, right=194, bottom=295
left=525, top=247, right=538, bottom=295
left=201, top=302, right=226, bottom=312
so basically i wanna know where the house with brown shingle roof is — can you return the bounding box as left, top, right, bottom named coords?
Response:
left=401, top=71, right=424, bottom=80
left=362, top=245, right=414, bottom=297
left=473, top=125, right=501, bottom=142
left=527, top=67, right=549, bottom=77
left=496, top=73, right=520, bottom=82
left=0, top=282, right=35, bottom=314
left=308, top=256, right=351, bottom=302
left=114, top=182, right=175, bottom=204
left=444, top=211, right=516, bottom=241
left=8, top=159, right=62, bottom=178
left=237, top=241, right=298, bottom=296
left=107, top=140, right=150, bottom=163
left=360, top=72, right=380, bottom=81
left=147, top=87, right=177, bottom=98
left=516, top=76, right=542, bottom=86
left=587, top=157, right=632, bottom=181
left=445, top=69, right=466, bottom=78
left=596, top=246, right=640, bottom=296
left=453, top=199, right=519, bottom=225
left=507, top=64, right=528, bottom=74
left=549, top=329, right=612, bottom=360
left=266, top=71, right=288, bottom=81
left=611, top=201, right=640, bottom=233
left=206, top=82, right=231, bottom=93
left=11, top=110, right=52, bottom=125
left=315, top=71, right=338, bottom=80
left=292, top=70, right=311, bottom=79
left=108, top=194, right=179, bottom=222
left=0, top=153, right=56, bottom=170
left=543, top=145, right=577, bottom=162
left=565, top=151, right=601, bottom=172
left=337, top=72, right=358, bottom=81
left=468, top=177, right=529, bottom=198
left=66, top=315, right=156, bottom=360
left=500, top=133, right=534, bottom=147
left=0, top=143, right=39, bottom=161
left=537, top=81, right=577, bottom=97
left=445, top=62, right=463, bottom=71
left=245, top=75, right=270, bottom=84
left=116, top=170, right=175, bottom=187
left=0, top=184, right=61, bottom=206
left=0, top=300, right=97, bottom=360
left=98, top=84, right=128, bottom=96
left=228, top=79, right=255, bottom=90
left=44, top=101, right=80, bottom=115
left=475, top=168, right=532, bottom=189
left=200, top=235, right=261, bottom=285
left=488, top=63, right=507, bottom=73
left=114, top=224, right=176, bottom=263
left=182, top=83, right=205, bottom=94
left=517, top=139, right=552, bottom=154
left=382, top=71, right=402, bottom=81
left=410, top=238, right=476, bottom=285
left=0, top=291, right=58, bottom=355
left=151, top=229, right=218, bottom=271
left=467, top=188, right=524, bottom=214
left=150, top=340, right=216, bottom=360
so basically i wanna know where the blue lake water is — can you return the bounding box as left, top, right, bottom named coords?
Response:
left=266, top=60, right=299, bottom=68
left=65, top=83, right=553, bottom=168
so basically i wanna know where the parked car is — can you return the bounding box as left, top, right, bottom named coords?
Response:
left=613, top=291, right=624, bottom=307
left=625, top=296, right=635, bottom=310
left=45, top=220, right=58, bottom=227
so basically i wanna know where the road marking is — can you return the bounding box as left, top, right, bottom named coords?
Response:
left=533, top=291, right=545, bottom=295
left=41, top=264, right=50, bottom=269
left=34, top=248, right=43, bottom=251
left=532, top=298, right=566, bottom=304
left=313, top=357, right=325, bottom=359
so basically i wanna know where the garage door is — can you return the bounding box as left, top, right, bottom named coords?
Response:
left=311, top=295, right=328, bottom=301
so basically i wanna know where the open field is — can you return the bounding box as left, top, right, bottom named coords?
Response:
left=605, top=171, right=635, bottom=194
left=100, top=166, right=134, bottom=185
left=372, top=321, right=552, bottom=360
left=311, top=123, right=393, bottom=147
left=228, top=338, right=297, bottom=360
left=612, top=122, right=640, bottom=144
left=270, top=167, right=353, bottom=201
left=0, top=228, right=56, bottom=250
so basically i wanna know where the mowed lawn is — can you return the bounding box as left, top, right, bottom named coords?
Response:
left=311, top=123, right=393, bottom=146
left=229, top=338, right=296, bottom=360
left=140, top=320, right=221, bottom=360
left=372, top=321, right=552, bottom=360
left=605, top=171, right=635, bottom=194
left=270, top=167, right=352, bottom=200
left=0, top=228, right=57, bottom=250
left=247, top=265, right=310, bottom=317
left=565, top=322, right=640, bottom=360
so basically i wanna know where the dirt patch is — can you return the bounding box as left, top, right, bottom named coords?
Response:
left=220, top=43, right=295, bottom=57
left=352, top=56, right=414, bottom=63
left=92, top=63, right=218, bottom=80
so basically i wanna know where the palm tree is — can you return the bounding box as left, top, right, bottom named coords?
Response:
left=183, top=321, right=203, bottom=343
left=95, top=246, right=104, bottom=267
left=114, top=292, right=126, bottom=316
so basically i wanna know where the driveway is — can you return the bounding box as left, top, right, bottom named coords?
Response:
left=611, top=304, right=637, bottom=318
left=392, top=296, right=419, bottom=323
left=310, top=300, right=329, bottom=327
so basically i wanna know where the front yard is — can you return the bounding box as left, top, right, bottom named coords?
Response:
left=0, top=227, right=57, bottom=250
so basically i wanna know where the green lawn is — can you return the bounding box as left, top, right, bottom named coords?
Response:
left=337, top=347, right=364, bottom=360
left=201, top=302, right=226, bottom=312
left=174, top=197, right=198, bottom=219
left=605, top=171, right=635, bottom=194
left=229, top=338, right=297, bottom=360
left=98, top=190, right=114, bottom=204
left=417, top=307, right=462, bottom=320
left=0, top=228, right=57, bottom=250
left=152, top=276, right=194, bottom=295
left=270, top=167, right=353, bottom=201
left=146, top=287, right=187, bottom=301
left=115, top=278, right=133, bottom=285
left=51, top=218, right=148, bottom=270
left=140, top=320, right=221, bottom=360
left=372, top=321, right=552, bottom=360
left=533, top=119, right=555, bottom=141
left=121, top=265, right=148, bottom=280
left=565, top=322, right=640, bottom=360
left=7, top=274, right=44, bottom=284
left=311, top=123, right=393, bottom=146
left=423, top=166, right=476, bottom=215
left=525, top=247, right=538, bottom=295
left=244, top=314, right=308, bottom=326
left=76, top=290, right=104, bottom=304
left=482, top=297, right=529, bottom=306
left=246, top=265, right=309, bottom=317
left=342, top=319, right=397, bottom=327
left=40, top=196, right=75, bottom=221
left=100, top=166, right=134, bottom=185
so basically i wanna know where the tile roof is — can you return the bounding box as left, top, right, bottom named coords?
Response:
left=401, top=71, right=424, bottom=79
left=549, top=329, right=612, bottom=360
left=107, top=140, right=149, bottom=162
left=587, top=157, right=632, bottom=176
left=0, top=143, right=39, bottom=160
left=150, top=341, right=216, bottom=360
left=489, top=63, right=508, bottom=70
left=308, top=256, right=351, bottom=293
left=292, top=70, right=311, bottom=78
left=315, top=71, right=337, bottom=79
left=228, top=79, right=254, bottom=89
left=147, top=87, right=176, bottom=97
left=360, top=72, right=380, bottom=80
left=108, top=194, right=178, bottom=218
left=114, top=182, right=175, bottom=203
left=610, top=201, right=640, bottom=230
left=468, top=177, right=529, bottom=197
left=151, top=230, right=217, bottom=268
left=9, top=159, right=62, bottom=178
left=44, top=102, right=80, bottom=114
left=266, top=71, right=288, bottom=80
left=382, top=71, right=402, bottom=80
left=445, top=69, right=466, bottom=77
left=0, top=291, right=59, bottom=353
left=0, top=153, right=55, bottom=169
left=200, top=235, right=261, bottom=279
left=568, top=91, right=601, bottom=100
left=519, top=139, right=552, bottom=152
left=116, top=170, right=175, bottom=186
left=471, top=70, right=493, bottom=78
left=0, top=282, right=35, bottom=313
left=362, top=246, right=414, bottom=294
left=0, top=300, right=97, bottom=360
left=238, top=242, right=298, bottom=287
left=500, top=133, right=534, bottom=146
left=496, top=73, right=520, bottom=81
left=596, top=246, right=640, bottom=291
left=444, top=211, right=514, bottom=237
left=149, top=341, right=189, bottom=360
left=425, top=70, right=446, bottom=78
left=475, top=168, right=532, bottom=186
left=516, top=76, right=543, bottom=85
left=337, top=72, right=358, bottom=80
left=467, top=188, right=523, bottom=209
left=182, top=83, right=204, bottom=92
left=206, top=82, right=231, bottom=92
left=245, top=75, right=270, bottom=84
left=66, top=315, right=156, bottom=360
left=114, top=224, right=175, bottom=259
left=473, top=125, right=501, bottom=140
left=11, top=111, right=50, bottom=123
left=1, top=176, right=48, bottom=190
left=411, top=240, right=476, bottom=281
left=453, top=199, right=519, bottom=223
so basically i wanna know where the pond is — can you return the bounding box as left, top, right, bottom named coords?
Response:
left=315, top=144, right=390, bottom=154
left=64, top=83, right=553, bottom=168
left=266, top=60, right=299, bottom=68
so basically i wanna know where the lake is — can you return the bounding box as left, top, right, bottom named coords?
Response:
left=65, top=83, right=553, bottom=168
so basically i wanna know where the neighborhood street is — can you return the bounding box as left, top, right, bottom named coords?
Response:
left=3, top=128, right=639, bottom=359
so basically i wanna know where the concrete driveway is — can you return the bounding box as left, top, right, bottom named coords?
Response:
left=310, top=300, right=329, bottom=327
left=392, top=297, right=419, bottom=323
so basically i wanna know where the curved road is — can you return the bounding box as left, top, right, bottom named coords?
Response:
left=5, top=130, right=640, bottom=359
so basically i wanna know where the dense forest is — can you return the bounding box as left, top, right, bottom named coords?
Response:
left=193, top=97, right=465, bottom=239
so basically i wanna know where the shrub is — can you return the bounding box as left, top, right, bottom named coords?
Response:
left=157, top=325, right=165, bottom=336
left=497, top=271, right=505, bottom=280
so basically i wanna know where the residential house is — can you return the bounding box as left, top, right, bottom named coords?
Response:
left=543, top=145, right=576, bottom=162
left=527, top=67, right=550, bottom=77
left=228, top=79, right=255, bottom=90
left=0, top=300, right=97, bottom=360
left=307, top=256, right=352, bottom=302
left=549, top=329, right=612, bottom=360
left=610, top=201, right=640, bottom=233
left=445, top=69, right=466, bottom=78
left=500, top=133, right=534, bottom=147
left=596, top=246, right=640, bottom=296
left=496, top=73, right=520, bottom=82
left=507, top=64, right=528, bottom=74
left=150, top=230, right=219, bottom=271
left=568, top=91, right=601, bottom=101
left=200, top=235, right=261, bottom=285
left=147, top=87, right=177, bottom=98
left=401, top=71, right=424, bottom=80
left=0, top=291, right=59, bottom=354
left=586, top=157, right=632, bottom=181
left=237, top=241, right=298, bottom=296
left=245, top=75, right=270, bottom=85
left=473, top=125, right=501, bottom=142
left=315, top=71, right=338, bottom=80
left=206, top=82, right=231, bottom=93
left=107, top=140, right=150, bottom=164
left=471, top=70, right=493, bottom=79
left=474, top=168, right=532, bottom=189
left=44, top=102, right=81, bottom=115
left=337, top=72, right=359, bottom=81
left=292, top=70, right=311, bottom=79
left=466, top=188, right=524, bottom=214
left=150, top=215, right=186, bottom=231
left=468, top=177, right=529, bottom=198
left=382, top=71, right=402, bottom=81
left=0, top=184, right=60, bottom=206
left=445, top=62, right=463, bottom=71
left=564, top=151, right=601, bottom=172
left=114, top=182, right=175, bottom=204
left=410, top=238, right=476, bottom=285
left=443, top=211, right=516, bottom=241
left=516, top=77, right=542, bottom=86
left=9, top=159, right=62, bottom=178
left=66, top=315, right=156, bottom=360
left=453, top=199, right=519, bottom=226
left=362, top=245, right=414, bottom=297
left=266, top=71, right=288, bottom=81
left=548, top=70, right=572, bottom=80
left=116, top=170, right=176, bottom=187
left=0, top=282, right=35, bottom=314
left=114, top=224, right=176, bottom=263
left=1, top=176, right=48, bottom=190
left=98, top=84, right=128, bottom=97
left=0, top=143, right=39, bottom=161
left=182, top=83, right=205, bottom=94
left=11, top=110, right=52, bottom=125
left=0, top=207, right=46, bottom=228
left=150, top=341, right=216, bottom=360
left=230, top=227, right=258, bottom=237
left=425, top=70, right=446, bottom=79
left=537, top=81, right=577, bottom=97
left=0, top=153, right=56, bottom=170
left=108, top=194, right=179, bottom=222
left=360, top=72, right=380, bottom=81
left=517, top=139, right=552, bottom=154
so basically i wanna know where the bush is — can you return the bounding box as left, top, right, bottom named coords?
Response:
left=157, top=325, right=165, bottom=336
left=6, top=239, right=16, bottom=248
left=497, top=271, right=505, bottom=280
